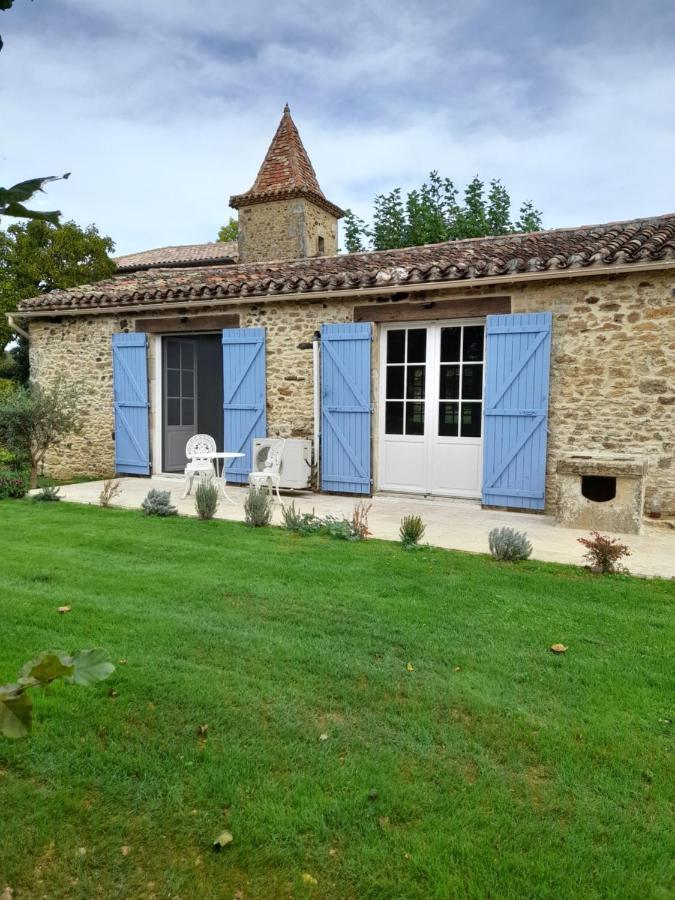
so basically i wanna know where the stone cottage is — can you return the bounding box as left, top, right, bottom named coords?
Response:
left=13, top=105, right=675, bottom=529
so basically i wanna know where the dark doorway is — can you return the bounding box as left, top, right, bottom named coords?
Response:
left=162, top=334, right=223, bottom=473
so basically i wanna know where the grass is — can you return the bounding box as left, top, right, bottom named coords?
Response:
left=0, top=501, right=672, bottom=899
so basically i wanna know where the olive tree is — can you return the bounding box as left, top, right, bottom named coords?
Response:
left=0, top=378, right=82, bottom=488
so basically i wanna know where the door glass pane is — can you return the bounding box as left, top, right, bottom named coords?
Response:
left=462, top=325, right=484, bottom=362
left=166, top=341, right=180, bottom=368
left=385, top=401, right=404, bottom=434
left=407, top=329, right=427, bottom=363
left=462, top=364, right=483, bottom=400
left=406, top=402, right=425, bottom=435
left=440, top=327, right=460, bottom=362
left=182, top=399, right=194, bottom=425
left=386, top=366, right=404, bottom=399
left=438, top=401, right=459, bottom=436
left=406, top=365, right=425, bottom=400
left=439, top=364, right=460, bottom=399
left=181, top=343, right=194, bottom=369
left=387, top=330, right=405, bottom=364
left=167, top=369, right=180, bottom=397
left=181, top=370, right=194, bottom=398
left=167, top=398, right=180, bottom=427
left=461, top=403, right=482, bottom=437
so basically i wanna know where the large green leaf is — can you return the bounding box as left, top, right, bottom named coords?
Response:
left=0, top=684, right=32, bottom=738
left=18, top=650, right=74, bottom=686
left=0, top=174, right=71, bottom=223
left=67, top=649, right=115, bottom=686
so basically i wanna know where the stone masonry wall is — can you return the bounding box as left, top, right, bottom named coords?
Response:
left=237, top=198, right=338, bottom=263
left=28, top=314, right=124, bottom=480
left=28, top=268, right=674, bottom=515
left=511, top=270, right=674, bottom=515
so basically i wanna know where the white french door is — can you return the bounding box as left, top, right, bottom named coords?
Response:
left=378, top=320, right=485, bottom=498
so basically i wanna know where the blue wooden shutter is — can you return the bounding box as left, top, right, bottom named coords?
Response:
left=321, top=322, right=372, bottom=494
left=482, top=312, right=552, bottom=510
left=112, top=332, right=150, bottom=475
left=222, top=327, right=266, bottom=483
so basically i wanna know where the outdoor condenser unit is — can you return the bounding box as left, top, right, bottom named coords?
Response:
left=252, top=438, right=313, bottom=490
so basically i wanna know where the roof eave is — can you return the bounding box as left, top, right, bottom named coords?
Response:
left=16, top=258, right=675, bottom=319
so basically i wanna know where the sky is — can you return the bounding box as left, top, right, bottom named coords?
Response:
left=1, top=0, right=675, bottom=256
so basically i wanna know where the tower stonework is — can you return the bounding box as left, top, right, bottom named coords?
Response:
left=230, top=105, right=344, bottom=264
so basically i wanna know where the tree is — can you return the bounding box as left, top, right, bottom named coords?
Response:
left=0, top=218, right=115, bottom=351
left=0, top=378, right=83, bottom=488
left=217, top=217, right=238, bottom=242
left=342, top=171, right=543, bottom=252
left=342, top=209, right=368, bottom=253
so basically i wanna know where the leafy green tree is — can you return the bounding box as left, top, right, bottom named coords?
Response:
left=217, top=217, right=238, bottom=242
left=342, top=209, right=368, bottom=253
left=0, top=377, right=83, bottom=488
left=0, top=219, right=115, bottom=350
left=343, top=171, right=544, bottom=251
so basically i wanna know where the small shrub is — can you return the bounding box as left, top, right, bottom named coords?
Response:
left=141, top=489, right=177, bottom=517
left=351, top=501, right=372, bottom=541
left=488, top=526, right=532, bottom=561
left=244, top=485, right=272, bottom=527
left=0, top=471, right=28, bottom=499
left=400, top=514, right=425, bottom=549
left=99, top=477, right=122, bottom=508
left=34, top=485, right=61, bottom=502
left=578, top=531, right=630, bottom=574
left=195, top=480, right=219, bottom=520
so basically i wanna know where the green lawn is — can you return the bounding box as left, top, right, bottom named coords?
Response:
left=0, top=501, right=672, bottom=899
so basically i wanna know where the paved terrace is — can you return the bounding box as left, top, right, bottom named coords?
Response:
left=45, top=476, right=675, bottom=579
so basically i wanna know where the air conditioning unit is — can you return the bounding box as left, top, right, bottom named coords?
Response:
left=252, top=438, right=313, bottom=490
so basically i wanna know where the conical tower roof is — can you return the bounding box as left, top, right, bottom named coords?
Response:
left=230, top=105, right=344, bottom=218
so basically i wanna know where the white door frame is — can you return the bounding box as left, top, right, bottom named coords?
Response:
left=376, top=318, right=486, bottom=498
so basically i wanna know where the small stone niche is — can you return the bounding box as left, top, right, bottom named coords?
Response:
left=556, top=455, right=647, bottom=534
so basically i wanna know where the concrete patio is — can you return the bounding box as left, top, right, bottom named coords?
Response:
left=44, top=476, right=675, bottom=579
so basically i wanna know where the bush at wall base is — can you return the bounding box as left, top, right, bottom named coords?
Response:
left=141, top=489, right=177, bottom=517
left=0, top=472, right=28, bottom=500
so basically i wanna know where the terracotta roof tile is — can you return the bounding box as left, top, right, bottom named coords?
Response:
left=229, top=105, right=344, bottom=218
left=115, top=242, right=238, bottom=271
left=20, top=214, right=675, bottom=313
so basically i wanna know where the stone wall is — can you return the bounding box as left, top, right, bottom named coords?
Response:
left=27, top=267, right=674, bottom=515
left=511, top=270, right=674, bottom=515
left=237, top=198, right=338, bottom=263
left=28, top=314, right=124, bottom=480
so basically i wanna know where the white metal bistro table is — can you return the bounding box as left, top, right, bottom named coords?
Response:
left=205, top=451, right=245, bottom=504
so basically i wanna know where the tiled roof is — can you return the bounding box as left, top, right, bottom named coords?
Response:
left=20, top=214, right=675, bottom=313
left=229, top=105, right=344, bottom=218
left=115, top=241, right=238, bottom=271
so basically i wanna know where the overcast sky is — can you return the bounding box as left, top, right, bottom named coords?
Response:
left=2, top=0, right=674, bottom=256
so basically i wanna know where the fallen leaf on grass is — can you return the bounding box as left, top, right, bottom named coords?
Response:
left=117, top=659, right=127, bottom=665
left=406, top=662, right=414, bottom=672
left=120, top=845, right=130, bottom=856
left=550, top=643, right=568, bottom=654
left=453, top=666, right=461, bottom=672
left=108, top=689, right=118, bottom=698
left=378, top=816, right=390, bottom=829
left=301, top=873, right=318, bottom=886
left=57, top=606, right=71, bottom=614
left=328, top=847, right=338, bottom=857
left=213, top=830, right=233, bottom=851
left=197, top=723, right=208, bottom=735
left=318, top=732, right=329, bottom=742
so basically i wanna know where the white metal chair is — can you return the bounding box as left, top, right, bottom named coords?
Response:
left=182, top=433, right=217, bottom=498
left=249, top=439, right=285, bottom=502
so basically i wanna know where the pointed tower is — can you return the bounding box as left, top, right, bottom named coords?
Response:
left=230, top=105, right=344, bottom=264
